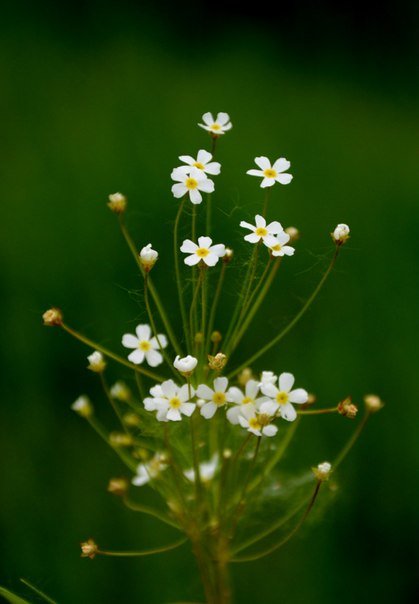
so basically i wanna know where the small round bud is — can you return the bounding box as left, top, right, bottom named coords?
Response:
left=208, top=352, right=228, bottom=371
left=223, top=448, right=232, bottom=459
left=42, top=307, right=63, bottom=327
left=109, top=432, right=134, bottom=447
left=71, top=395, right=93, bottom=418
left=307, top=392, right=317, bottom=405
left=210, top=330, right=222, bottom=343
left=87, top=350, right=106, bottom=373
left=81, top=539, right=98, bottom=559
left=107, top=192, right=126, bottom=214
left=312, top=461, right=332, bottom=481
left=331, top=223, right=350, bottom=245
left=123, top=412, right=141, bottom=427
left=238, top=367, right=253, bottom=386
left=338, top=396, right=358, bottom=419
left=110, top=381, right=131, bottom=402
left=173, top=355, right=198, bottom=376
left=194, top=332, right=204, bottom=344
left=285, top=226, right=300, bottom=242
left=139, top=243, right=158, bottom=272
left=196, top=398, right=206, bottom=408
left=107, top=477, right=129, bottom=497
left=223, top=248, right=234, bottom=263
left=364, top=394, right=384, bottom=413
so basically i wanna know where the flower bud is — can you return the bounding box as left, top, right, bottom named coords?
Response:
left=173, top=354, right=198, bottom=376
left=210, top=330, right=222, bottom=343
left=223, top=248, right=234, bottom=263
left=107, top=477, right=129, bottom=497
left=80, top=539, right=98, bottom=559
left=110, top=381, right=131, bottom=402
left=71, top=395, right=93, bottom=418
left=338, top=396, right=358, bottom=419
left=139, top=243, right=158, bottom=272
left=285, top=226, right=300, bottom=242
left=238, top=367, right=253, bottom=386
left=87, top=350, right=106, bottom=373
left=194, top=332, right=204, bottom=344
left=312, top=461, right=332, bottom=481
left=208, top=352, right=227, bottom=371
left=123, top=412, right=141, bottom=427
left=109, top=432, right=134, bottom=447
left=107, top=192, right=126, bottom=214
left=332, top=223, right=350, bottom=245
left=364, top=394, right=384, bottom=413
left=42, top=307, right=63, bottom=327
left=260, top=371, right=277, bottom=385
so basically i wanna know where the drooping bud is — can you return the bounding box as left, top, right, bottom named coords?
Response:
left=107, top=192, right=126, bottom=214
left=285, top=226, right=300, bottom=242
left=71, top=395, right=93, bottom=418
left=42, top=307, right=63, bottom=327
left=338, top=396, right=358, bottom=419
left=331, top=223, right=350, bottom=245
left=87, top=350, right=106, bottom=373
left=139, top=243, right=158, bottom=272
left=364, top=394, right=384, bottom=413
left=174, top=355, right=198, bottom=377
left=80, top=539, right=98, bottom=559
left=312, top=461, right=332, bottom=481
left=208, top=352, right=227, bottom=371
left=107, top=477, right=129, bottom=497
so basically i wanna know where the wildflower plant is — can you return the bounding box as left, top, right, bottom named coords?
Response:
left=43, top=112, right=382, bottom=604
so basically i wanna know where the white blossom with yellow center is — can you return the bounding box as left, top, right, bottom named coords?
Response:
left=132, top=452, right=168, bottom=487
left=268, top=231, right=295, bottom=257
left=184, top=454, right=219, bottom=483
left=144, top=379, right=196, bottom=422
left=240, top=214, right=283, bottom=247
left=122, top=324, right=168, bottom=367
left=226, top=379, right=267, bottom=425
left=247, top=156, right=293, bottom=188
left=180, top=236, right=226, bottom=267
left=238, top=405, right=278, bottom=437
left=198, top=112, right=232, bottom=136
left=260, top=372, right=308, bottom=422
left=171, top=166, right=214, bottom=204
left=197, top=377, right=232, bottom=419
left=178, top=149, right=221, bottom=176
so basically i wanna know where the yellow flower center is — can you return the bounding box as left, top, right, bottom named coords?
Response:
left=271, top=243, right=282, bottom=252
left=263, top=168, right=277, bottom=178
left=196, top=247, right=210, bottom=258
left=242, top=396, right=254, bottom=405
left=185, top=177, right=199, bottom=190
left=249, top=417, right=262, bottom=431
left=139, top=340, right=151, bottom=351
left=193, top=161, right=205, bottom=169
left=211, top=124, right=221, bottom=131
left=255, top=227, right=268, bottom=237
left=169, top=396, right=181, bottom=409
left=276, top=391, right=289, bottom=405
left=212, top=391, right=226, bottom=405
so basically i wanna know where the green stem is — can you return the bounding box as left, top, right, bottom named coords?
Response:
left=61, top=323, right=164, bottom=382
left=122, top=497, right=181, bottom=529
left=189, top=269, right=204, bottom=349
left=228, top=247, right=340, bottom=379
left=97, top=537, right=187, bottom=557
left=173, top=197, right=190, bottom=349
left=297, top=406, right=338, bottom=415
left=205, top=262, right=227, bottom=355
left=99, top=372, right=127, bottom=430
left=19, top=579, right=57, bottom=604
left=86, top=416, right=137, bottom=471
left=333, top=411, right=371, bottom=469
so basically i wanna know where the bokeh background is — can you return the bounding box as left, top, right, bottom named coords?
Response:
left=1, top=1, right=418, bottom=602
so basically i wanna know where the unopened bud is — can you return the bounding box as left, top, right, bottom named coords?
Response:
left=107, top=477, right=129, bottom=497
left=87, top=350, right=106, bottom=373
left=109, top=432, right=134, bottom=447
left=80, top=539, right=98, bottom=559
left=338, top=396, right=358, bottom=419
left=174, top=355, right=198, bottom=377
left=210, top=330, right=222, bottom=343
left=307, top=392, right=317, bottom=405
left=223, top=248, right=234, bottom=263
left=42, top=307, right=63, bottom=327
left=364, top=394, right=384, bottom=413
left=110, top=381, right=131, bottom=402
left=285, top=226, right=300, bottom=242
left=331, top=223, right=350, bottom=245
left=312, top=461, right=332, bottom=481
left=139, top=243, right=158, bottom=272
left=194, top=332, right=204, bottom=344
left=208, top=352, right=227, bottom=371
left=238, top=367, right=253, bottom=386
left=223, top=448, right=232, bottom=459
left=123, top=412, right=141, bottom=427
left=107, top=192, right=126, bottom=214
left=71, top=395, right=93, bottom=418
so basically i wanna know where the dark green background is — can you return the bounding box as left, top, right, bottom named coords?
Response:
left=1, top=2, right=418, bottom=602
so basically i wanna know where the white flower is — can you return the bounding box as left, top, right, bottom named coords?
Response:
left=180, top=236, right=226, bottom=267
left=71, top=395, right=93, bottom=418
left=240, top=215, right=283, bottom=247
left=313, top=461, right=332, bottom=481
left=173, top=355, right=198, bottom=374
left=268, top=231, right=295, bottom=257
left=110, top=381, right=131, bottom=402
left=260, top=372, right=308, bottom=422
left=238, top=405, right=278, bottom=437
left=198, top=112, right=232, bottom=136
left=139, top=243, right=158, bottom=271
left=226, top=379, right=266, bottom=425
left=171, top=167, right=214, bottom=204
left=197, top=377, right=231, bottom=419
left=145, top=379, right=196, bottom=422
left=332, top=223, right=350, bottom=242
left=122, top=324, right=168, bottom=367
left=132, top=453, right=167, bottom=487
left=87, top=350, right=106, bottom=372
left=260, top=371, right=277, bottom=385
left=247, top=156, right=293, bottom=188
left=184, top=455, right=219, bottom=483
left=178, top=150, right=221, bottom=176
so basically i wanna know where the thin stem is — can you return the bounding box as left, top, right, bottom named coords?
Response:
left=134, top=371, right=146, bottom=400
left=231, top=480, right=322, bottom=562
left=20, top=579, right=57, bottom=604
left=262, top=187, right=271, bottom=217
left=118, top=217, right=182, bottom=355
left=297, top=406, right=339, bottom=415
left=61, top=323, right=164, bottom=382
left=86, top=416, right=137, bottom=471
left=97, top=537, right=187, bottom=557
left=205, top=262, right=227, bottom=354
left=229, top=436, right=261, bottom=537
left=228, top=247, right=340, bottom=379
left=173, top=197, right=190, bottom=348
left=200, top=267, right=208, bottom=366
left=189, top=269, right=204, bottom=347
left=99, top=372, right=127, bottom=430
left=122, top=497, right=181, bottom=529
left=333, top=411, right=371, bottom=469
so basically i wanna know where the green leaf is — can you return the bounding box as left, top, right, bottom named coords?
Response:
left=0, top=586, right=32, bottom=604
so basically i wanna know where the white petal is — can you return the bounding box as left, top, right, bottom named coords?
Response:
left=205, top=162, right=221, bottom=175
left=213, top=376, right=228, bottom=393
left=210, top=244, right=226, bottom=257
left=255, top=215, right=266, bottom=228
left=122, top=334, right=138, bottom=349
left=261, top=383, right=278, bottom=397
left=246, top=380, right=260, bottom=399
left=276, top=173, right=293, bottom=185
left=198, top=236, right=213, bottom=248
left=259, top=400, right=279, bottom=416
left=288, top=388, right=308, bottom=404
left=260, top=177, right=276, bottom=188
left=189, top=188, right=203, bottom=204
left=202, top=112, right=214, bottom=125
left=136, top=324, right=151, bottom=340
left=172, top=183, right=188, bottom=198
left=185, top=253, right=201, bottom=266
left=167, top=408, right=182, bottom=421
left=180, top=239, right=198, bottom=253
left=279, top=372, right=295, bottom=393
left=280, top=402, right=297, bottom=422
left=266, top=221, right=283, bottom=234
left=238, top=416, right=249, bottom=429
left=239, top=404, right=256, bottom=420
left=150, top=334, right=168, bottom=349
left=282, top=246, right=295, bottom=256
left=179, top=155, right=195, bottom=165
left=273, top=158, right=291, bottom=173
left=244, top=233, right=260, bottom=243
left=200, top=402, right=217, bottom=419
left=216, top=112, right=230, bottom=125
left=263, top=425, right=278, bottom=437
left=178, top=383, right=194, bottom=403
left=161, top=379, right=177, bottom=399
left=254, top=156, right=271, bottom=170
left=263, top=234, right=279, bottom=248
left=226, top=406, right=242, bottom=424
left=204, top=252, right=219, bottom=266
left=197, top=149, right=212, bottom=164
left=171, top=167, right=189, bottom=181
left=145, top=349, right=163, bottom=367
left=247, top=169, right=264, bottom=177
left=227, top=387, right=244, bottom=404
left=181, top=402, right=196, bottom=417
left=276, top=231, right=290, bottom=245
left=196, top=384, right=214, bottom=400
left=198, top=179, right=215, bottom=193
left=240, top=220, right=256, bottom=231
left=221, top=122, right=232, bottom=131
left=128, top=349, right=145, bottom=364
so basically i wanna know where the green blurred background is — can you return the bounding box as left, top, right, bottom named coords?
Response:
left=1, top=1, right=418, bottom=602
